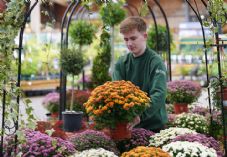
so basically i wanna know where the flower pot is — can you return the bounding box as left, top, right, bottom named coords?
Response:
left=0, top=0, right=7, bottom=13
left=109, top=122, right=131, bottom=140
left=174, top=103, right=188, bottom=114
left=62, top=111, right=83, bottom=132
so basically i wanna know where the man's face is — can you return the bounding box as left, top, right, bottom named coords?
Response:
left=122, top=29, right=147, bottom=57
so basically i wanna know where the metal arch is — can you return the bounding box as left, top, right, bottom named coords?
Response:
left=59, top=0, right=80, bottom=120
left=0, top=0, right=39, bottom=155
left=152, top=0, right=172, bottom=81
left=184, top=0, right=212, bottom=115
left=144, top=0, right=158, bottom=52
left=185, top=0, right=227, bottom=153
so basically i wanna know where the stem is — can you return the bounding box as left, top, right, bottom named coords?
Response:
left=70, top=75, right=74, bottom=111
left=110, top=26, right=115, bottom=74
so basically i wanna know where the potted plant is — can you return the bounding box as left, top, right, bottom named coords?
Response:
left=167, top=80, right=202, bottom=114
left=149, top=127, right=197, bottom=147
left=42, top=92, right=60, bottom=119
left=70, top=130, right=119, bottom=155
left=174, top=113, right=209, bottom=134
left=83, top=80, right=150, bottom=140
left=61, top=48, right=86, bottom=132
left=116, top=128, right=155, bottom=153
left=121, top=146, right=170, bottom=157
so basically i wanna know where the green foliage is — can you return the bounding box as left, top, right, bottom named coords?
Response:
left=91, top=28, right=111, bottom=87
left=69, top=20, right=96, bottom=46
left=0, top=0, right=36, bottom=136
left=99, top=2, right=126, bottom=26
left=203, top=0, right=227, bottom=33
left=21, top=41, right=60, bottom=76
left=147, top=25, right=173, bottom=52
left=61, top=48, right=86, bottom=76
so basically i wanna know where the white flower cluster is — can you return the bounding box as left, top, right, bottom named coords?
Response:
left=162, top=141, right=217, bottom=157
left=149, top=127, right=197, bottom=147
left=174, top=113, right=209, bottom=134
left=71, top=148, right=118, bottom=157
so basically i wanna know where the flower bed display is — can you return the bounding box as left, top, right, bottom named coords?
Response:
left=162, top=141, right=217, bottom=157
left=174, top=113, right=209, bottom=134
left=149, top=127, right=197, bottom=147
left=121, top=146, right=170, bottom=157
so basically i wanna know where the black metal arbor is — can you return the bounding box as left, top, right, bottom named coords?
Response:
left=59, top=0, right=172, bottom=119
left=0, top=0, right=39, bottom=156
left=185, top=0, right=227, bottom=153
left=59, top=0, right=227, bottom=154
left=1, top=0, right=226, bottom=156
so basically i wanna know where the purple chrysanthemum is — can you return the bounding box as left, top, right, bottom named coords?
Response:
left=70, top=130, right=119, bottom=155
left=3, top=129, right=75, bottom=157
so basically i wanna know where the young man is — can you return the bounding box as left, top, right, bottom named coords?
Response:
left=112, top=16, right=168, bottom=132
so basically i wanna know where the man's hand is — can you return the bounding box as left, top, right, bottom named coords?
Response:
left=127, top=116, right=140, bottom=130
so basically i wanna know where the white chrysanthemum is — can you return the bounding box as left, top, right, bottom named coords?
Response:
left=174, top=113, right=209, bottom=134
left=162, top=141, right=217, bottom=157
left=149, top=127, right=197, bottom=147
left=71, top=148, right=118, bottom=157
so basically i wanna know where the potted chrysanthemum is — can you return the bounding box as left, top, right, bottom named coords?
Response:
left=42, top=92, right=60, bottom=119
left=162, top=141, right=217, bottom=157
left=149, top=127, right=197, bottom=147
left=121, top=146, right=170, bottom=157
left=174, top=113, right=209, bottom=134
left=167, top=80, right=201, bottom=114
left=84, top=80, right=150, bottom=140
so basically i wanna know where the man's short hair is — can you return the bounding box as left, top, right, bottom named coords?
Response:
left=120, top=16, right=147, bottom=33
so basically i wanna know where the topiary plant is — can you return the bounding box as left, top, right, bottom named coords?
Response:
left=99, top=2, right=126, bottom=27
left=61, top=48, right=86, bottom=111
left=147, top=25, right=173, bottom=52
left=69, top=20, right=96, bottom=47
left=91, top=28, right=111, bottom=87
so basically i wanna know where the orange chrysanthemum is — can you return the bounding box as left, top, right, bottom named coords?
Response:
left=121, top=146, right=170, bottom=157
left=84, top=80, right=150, bottom=129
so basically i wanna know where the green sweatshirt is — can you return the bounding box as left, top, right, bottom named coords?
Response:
left=112, top=48, right=168, bottom=130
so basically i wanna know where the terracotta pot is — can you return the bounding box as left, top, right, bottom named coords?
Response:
left=109, top=122, right=131, bottom=140
left=0, top=0, right=7, bottom=13
left=174, top=103, right=188, bottom=114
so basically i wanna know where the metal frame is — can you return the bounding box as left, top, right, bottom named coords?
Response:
left=0, top=0, right=38, bottom=155
left=185, top=0, right=227, bottom=153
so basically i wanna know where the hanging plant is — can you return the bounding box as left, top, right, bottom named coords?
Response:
left=99, top=2, right=126, bottom=26
left=147, top=25, right=173, bottom=52
left=69, top=20, right=96, bottom=47
left=203, top=0, right=227, bottom=33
